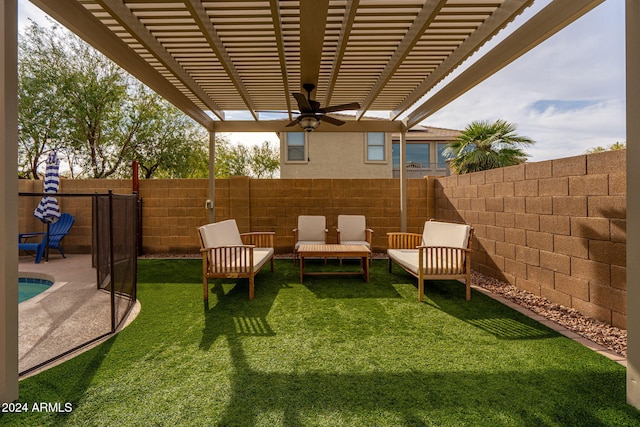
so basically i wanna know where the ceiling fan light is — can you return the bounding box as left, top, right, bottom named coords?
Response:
left=298, top=116, right=320, bottom=132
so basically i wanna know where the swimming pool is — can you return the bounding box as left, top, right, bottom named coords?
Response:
left=19, top=277, right=53, bottom=303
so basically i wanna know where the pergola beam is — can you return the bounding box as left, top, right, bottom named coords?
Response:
left=391, top=0, right=534, bottom=120
left=299, top=0, right=329, bottom=92
left=404, top=0, right=605, bottom=128
left=355, top=0, right=447, bottom=120
left=30, top=0, right=216, bottom=130
left=269, top=0, right=292, bottom=120
left=185, top=0, right=258, bottom=120
left=97, top=0, right=225, bottom=121
left=211, top=119, right=404, bottom=133
left=323, top=0, right=358, bottom=108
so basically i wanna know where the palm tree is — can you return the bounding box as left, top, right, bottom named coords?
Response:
left=443, top=119, right=534, bottom=174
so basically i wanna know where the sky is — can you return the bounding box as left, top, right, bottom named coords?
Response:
left=18, top=0, right=626, bottom=162
left=422, top=0, right=626, bottom=162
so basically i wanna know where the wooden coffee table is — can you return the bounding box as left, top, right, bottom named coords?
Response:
left=298, top=244, right=371, bottom=283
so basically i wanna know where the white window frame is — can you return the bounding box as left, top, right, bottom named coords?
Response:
left=365, top=132, right=386, bottom=163
left=285, top=132, right=307, bottom=163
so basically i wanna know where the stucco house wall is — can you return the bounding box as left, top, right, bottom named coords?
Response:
left=279, top=131, right=393, bottom=178
left=391, top=125, right=461, bottom=178
left=279, top=125, right=460, bottom=179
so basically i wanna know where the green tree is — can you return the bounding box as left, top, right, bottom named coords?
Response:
left=17, top=21, right=68, bottom=178
left=249, top=141, right=280, bottom=178
left=443, top=119, right=534, bottom=174
left=585, top=141, right=626, bottom=154
left=214, top=137, right=251, bottom=177
left=18, top=20, right=210, bottom=179
left=213, top=138, right=280, bottom=178
left=59, top=37, right=131, bottom=178
left=124, top=86, right=209, bottom=179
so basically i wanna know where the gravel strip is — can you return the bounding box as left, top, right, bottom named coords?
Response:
left=472, top=271, right=627, bottom=358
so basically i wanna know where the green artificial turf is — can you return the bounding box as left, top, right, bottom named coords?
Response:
left=2, top=259, right=639, bottom=426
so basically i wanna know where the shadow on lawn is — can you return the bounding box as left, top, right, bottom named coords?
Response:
left=1, top=335, right=119, bottom=425
left=301, top=258, right=404, bottom=299
left=213, top=368, right=634, bottom=426
left=200, top=274, right=280, bottom=351
left=200, top=299, right=635, bottom=425
left=197, top=262, right=639, bottom=425
left=423, top=280, right=558, bottom=341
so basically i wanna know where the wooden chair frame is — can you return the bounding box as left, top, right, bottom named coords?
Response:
left=387, top=225, right=474, bottom=301
left=199, top=231, right=274, bottom=300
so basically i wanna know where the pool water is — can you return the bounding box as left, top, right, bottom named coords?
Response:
left=19, top=277, right=53, bottom=303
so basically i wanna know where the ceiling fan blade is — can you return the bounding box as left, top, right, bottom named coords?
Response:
left=310, top=100, right=321, bottom=111
left=285, top=118, right=299, bottom=127
left=256, top=110, right=295, bottom=113
left=321, top=102, right=361, bottom=113
left=319, top=115, right=345, bottom=126
left=292, top=92, right=312, bottom=112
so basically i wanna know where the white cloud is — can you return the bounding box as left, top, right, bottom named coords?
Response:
left=522, top=99, right=625, bottom=160
left=420, top=0, right=625, bottom=162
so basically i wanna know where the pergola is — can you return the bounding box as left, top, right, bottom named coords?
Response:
left=1, top=0, right=639, bottom=409
left=17, top=0, right=607, bottom=131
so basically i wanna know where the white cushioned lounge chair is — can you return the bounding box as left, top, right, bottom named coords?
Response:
left=336, top=214, right=373, bottom=265
left=293, top=215, right=328, bottom=264
left=199, top=219, right=274, bottom=300
left=387, top=220, right=473, bottom=301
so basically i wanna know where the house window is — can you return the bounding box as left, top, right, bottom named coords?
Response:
left=367, top=132, right=385, bottom=161
left=286, top=132, right=305, bottom=161
left=392, top=143, right=430, bottom=168
left=437, top=143, right=448, bottom=168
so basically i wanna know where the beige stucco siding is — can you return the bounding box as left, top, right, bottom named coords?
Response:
left=279, top=132, right=392, bottom=178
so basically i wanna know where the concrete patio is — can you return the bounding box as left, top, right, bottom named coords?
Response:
left=18, top=254, right=139, bottom=377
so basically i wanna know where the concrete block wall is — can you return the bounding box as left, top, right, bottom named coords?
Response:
left=245, top=177, right=398, bottom=250
left=434, top=150, right=626, bottom=328
left=219, top=176, right=435, bottom=252
left=19, top=176, right=435, bottom=256
left=137, top=178, right=209, bottom=254
left=18, top=179, right=42, bottom=234
left=18, top=178, right=130, bottom=253
left=62, top=179, right=131, bottom=252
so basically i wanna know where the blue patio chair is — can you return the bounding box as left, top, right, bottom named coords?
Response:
left=19, top=213, right=75, bottom=263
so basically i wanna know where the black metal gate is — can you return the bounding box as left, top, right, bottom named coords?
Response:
left=18, top=191, right=138, bottom=376
left=94, top=191, right=138, bottom=331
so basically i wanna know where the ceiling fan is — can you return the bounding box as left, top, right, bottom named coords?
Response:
left=286, top=83, right=360, bottom=132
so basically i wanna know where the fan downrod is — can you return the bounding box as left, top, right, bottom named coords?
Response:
left=302, top=83, right=315, bottom=99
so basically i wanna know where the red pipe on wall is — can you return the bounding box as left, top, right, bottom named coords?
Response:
left=132, top=160, right=139, bottom=195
